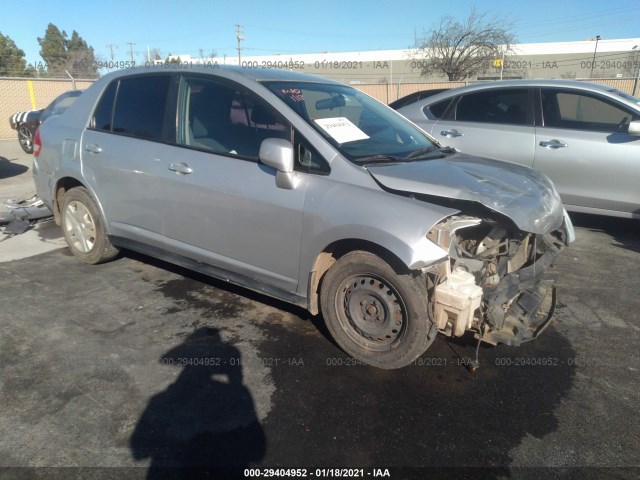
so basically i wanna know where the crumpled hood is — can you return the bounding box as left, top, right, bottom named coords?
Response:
left=367, top=153, right=565, bottom=234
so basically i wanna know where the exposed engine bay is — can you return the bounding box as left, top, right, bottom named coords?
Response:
left=427, top=215, right=570, bottom=346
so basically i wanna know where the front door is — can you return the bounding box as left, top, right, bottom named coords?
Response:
left=158, top=76, right=307, bottom=292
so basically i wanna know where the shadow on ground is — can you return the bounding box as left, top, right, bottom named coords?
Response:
left=0, top=156, right=29, bottom=180
left=130, top=327, right=266, bottom=480
left=569, top=212, right=640, bottom=254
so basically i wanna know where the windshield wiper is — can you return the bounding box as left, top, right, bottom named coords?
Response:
left=404, top=146, right=456, bottom=161
left=353, top=154, right=405, bottom=165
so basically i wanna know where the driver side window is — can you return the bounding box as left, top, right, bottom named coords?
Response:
left=541, top=89, right=638, bottom=133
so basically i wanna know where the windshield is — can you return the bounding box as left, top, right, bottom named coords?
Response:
left=263, top=81, right=439, bottom=162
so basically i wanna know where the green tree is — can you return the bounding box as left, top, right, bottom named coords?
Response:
left=37, top=23, right=98, bottom=78
left=414, top=8, right=516, bottom=81
left=0, top=31, right=31, bottom=77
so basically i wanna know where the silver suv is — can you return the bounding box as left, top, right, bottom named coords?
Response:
left=33, top=66, right=574, bottom=369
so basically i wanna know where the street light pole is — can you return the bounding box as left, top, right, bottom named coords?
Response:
left=590, top=35, right=601, bottom=79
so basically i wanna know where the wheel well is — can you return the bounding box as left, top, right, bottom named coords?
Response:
left=53, top=177, right=85, bottom=225
left=307, top=239, right=410, bottom=316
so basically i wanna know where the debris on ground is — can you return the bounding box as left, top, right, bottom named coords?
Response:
left=0, top=195, right=53, bottom=238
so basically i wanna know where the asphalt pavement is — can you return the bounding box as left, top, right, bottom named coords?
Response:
left=0, top=139, right=638, bottom=479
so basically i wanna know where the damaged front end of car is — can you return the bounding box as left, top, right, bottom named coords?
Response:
left=426, top=213, right=572, bottom=346
left=366, top=153, right=574, bottom=347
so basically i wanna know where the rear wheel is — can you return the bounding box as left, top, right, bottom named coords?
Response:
left=61, top=187, right=119, bottom=264
left=18, top=124, right=34, bottom=154
left=320, top=250, right=435, bottom=369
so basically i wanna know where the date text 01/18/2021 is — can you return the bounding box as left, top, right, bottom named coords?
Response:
left=243, top=468, right=391, bottom=477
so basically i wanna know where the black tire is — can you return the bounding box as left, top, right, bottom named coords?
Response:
left=319, top=250, right=435, bottom=369
left=60, top=187, right=119, bottom=264
left=18, top=124, right=34, bottom=154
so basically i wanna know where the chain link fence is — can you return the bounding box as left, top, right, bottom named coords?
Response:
left=0, top=77, right=95, bottom=140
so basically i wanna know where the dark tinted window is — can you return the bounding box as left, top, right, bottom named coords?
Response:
left=425, top=99, right=453, bottom=119
left=541, top=89, right=638, bottom=132
left=454, top=88, right=530, bottom=125
left=181, top=77, right=290, bottom=159
left=92, top=82, right=117, bottom=130
left=112, top=75, right=172, bottom=140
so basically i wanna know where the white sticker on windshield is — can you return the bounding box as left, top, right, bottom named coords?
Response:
left=313, top=117, right=369, bottom=144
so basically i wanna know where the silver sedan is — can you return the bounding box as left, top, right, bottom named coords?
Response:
left=397, top=79, right=640, bottom=218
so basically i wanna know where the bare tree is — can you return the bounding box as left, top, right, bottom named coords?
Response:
left=414, top=8, right=516, bottom=81
left=149, top=48, right=162, bottom=61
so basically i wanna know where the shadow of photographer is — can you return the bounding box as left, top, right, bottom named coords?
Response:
left=130, top=327, right=266, bottom=479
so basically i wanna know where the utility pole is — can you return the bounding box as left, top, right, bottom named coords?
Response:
left=235, top=24, right=244, bottom=65
left=590, top=35, right=601, bottom=79
left=126, top=42, right=136, bottom=63
left=633, top=45, right=639, bottom=97
left=106, top=44, right=117, bottom=61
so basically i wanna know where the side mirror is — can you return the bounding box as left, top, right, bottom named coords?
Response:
left=628, top=120, right=640, bottom=136
left=259, top=138, right=299, bottom=189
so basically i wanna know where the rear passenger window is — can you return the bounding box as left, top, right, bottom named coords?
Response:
left=92, top=81, right=117, bottom=131
left=454, top=89, right=530, bottom=125
left=180, top=77, right=290, bottom=159
left=111, top=75, right=173, bottom=140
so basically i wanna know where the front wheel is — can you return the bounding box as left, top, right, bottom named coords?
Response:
left=60, top=187, right=119, bottom=264
left=319, top=250, right=435, bottom=369
left=18, top=124, right=34, bottom=154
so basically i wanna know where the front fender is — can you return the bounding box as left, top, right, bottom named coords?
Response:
left=298, top=177, right=458, bottom=296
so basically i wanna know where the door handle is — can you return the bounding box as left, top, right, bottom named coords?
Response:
left=539, top=139, right=567, bottom=149
left=85, top=144, right=102, bottom=154
left=168, top=162, right=193, bottom=175
left=440, top=129, right=463, bottom=138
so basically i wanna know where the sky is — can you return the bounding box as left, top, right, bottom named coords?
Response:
left=2, top=0, right=640, bottom=66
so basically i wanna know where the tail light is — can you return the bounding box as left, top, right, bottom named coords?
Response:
left=33, top=127, right=42, bottom=157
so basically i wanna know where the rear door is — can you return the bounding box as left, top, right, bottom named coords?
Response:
left=81, top=74, right=178, bottom=244
left=430, top=87, right=536, bottom=166
left=534, top=88, right=640, bottom=214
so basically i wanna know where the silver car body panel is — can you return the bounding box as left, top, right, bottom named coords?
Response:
left=367, top=153, right=565, bottom=235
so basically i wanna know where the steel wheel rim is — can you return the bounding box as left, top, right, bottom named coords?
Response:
left=336, top=274, right=406, bottom=351
left=64, top=201, right=96, bottom=253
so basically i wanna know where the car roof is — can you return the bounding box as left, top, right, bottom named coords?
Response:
left=99, top=64, right=344, bottom=85
left=50, top=65, right=349, bottom=129
left=398, top=79, right=640, bottom=113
